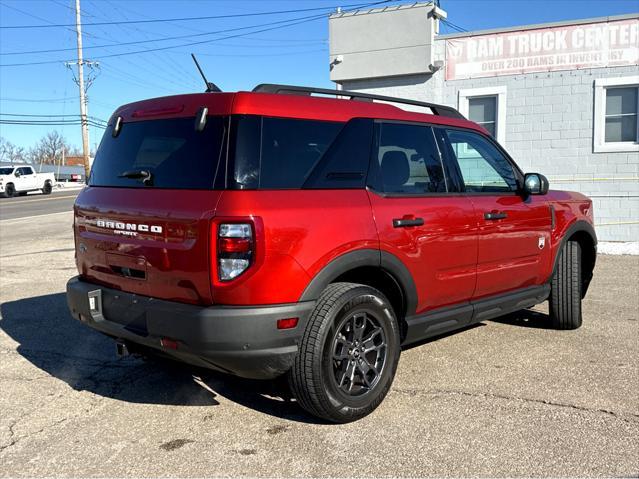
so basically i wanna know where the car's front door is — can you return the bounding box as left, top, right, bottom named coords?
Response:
left=13, top=168, right=29, bottom=190
left=438, top=128, right=553, bottom=299
left=20, top=166, right=37, bottom=189
left=367, top=121, right=477, bottom=317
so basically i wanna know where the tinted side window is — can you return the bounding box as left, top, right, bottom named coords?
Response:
left=371, top=123, right=446, bottom=194
left=260, top=118, right=342, bottom=189
left=230, top=115, right=261, bottom=189
left=231, top=117, right=344, bottom=189
left=303, top=118, right=373, bottom=189
left=18, top=167, right=33, bottom=175
left=443, top=129, right=517, bottom=193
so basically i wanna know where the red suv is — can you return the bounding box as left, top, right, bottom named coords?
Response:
left=66, top=84, right=596, bottom=422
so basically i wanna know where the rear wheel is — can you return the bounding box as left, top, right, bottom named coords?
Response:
left=549, top=241, right=582, bottom=330
left=288, top=282, right=401, bottom=423
left=42, top=181, right=53, bottom=195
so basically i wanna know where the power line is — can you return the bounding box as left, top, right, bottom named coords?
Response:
left=179, top=48, right=328, bottom=58
left=0, top=120, right=106, bottom=129
left=0, top=13, right=332, bottom=57
left=0, top=1, right=391, bottom=29
left=441, top=19, right=467, bottom=33
left=1, top=33, right=327, bottom=56
left=0, top=97, right=76, bottom=103
left=0, top=11, right=329, bottom=67
left=0, top=2, right=74, bottom=36
left=0, top=1, right=391, bottom=67
left=0, top=113, right=106, bottom=123
left=95, top=0, right=201, bottom=90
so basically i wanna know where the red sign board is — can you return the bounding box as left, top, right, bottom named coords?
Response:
left=445, top=18, right=639, bottom=80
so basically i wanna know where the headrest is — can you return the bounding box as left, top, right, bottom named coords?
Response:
left=380, top=150, right=409, bottom=190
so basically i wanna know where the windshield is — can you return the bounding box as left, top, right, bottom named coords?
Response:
left=90, top=116, right=226, bottom=189
left=0, top=168, right=15, bottom=175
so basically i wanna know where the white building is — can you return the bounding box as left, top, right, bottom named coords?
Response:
left=329, top=3, right=639, bottom=242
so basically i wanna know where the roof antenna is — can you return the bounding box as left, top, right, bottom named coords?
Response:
left=191, top=53, right=222, bottom=93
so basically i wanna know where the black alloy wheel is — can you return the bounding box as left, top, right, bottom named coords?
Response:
left=330, top=310, right=388, bottom=397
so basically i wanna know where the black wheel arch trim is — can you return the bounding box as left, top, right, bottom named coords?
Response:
left=299, top=249, right=418, bottom=317
left=380, top=251, right=418, bottom=316
left=550, top=220, right=597, bottom=295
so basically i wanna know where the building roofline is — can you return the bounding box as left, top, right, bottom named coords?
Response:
left=329, top=1, right=433, bottom=18
left=438, top=12, right=639, bottom=40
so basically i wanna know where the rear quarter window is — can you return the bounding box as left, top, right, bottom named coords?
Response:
left=230, top=116, right=371, bottom=190
left=90, top=116, right=226, bottom=189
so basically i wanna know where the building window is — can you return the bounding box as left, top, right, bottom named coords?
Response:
left=605, top=87, right=638, bottom=143
left=468, top=96, right=497, bottom=137
left=458, top=86, right=507, bottom=146
left=594, top=76, right=639, bottom=153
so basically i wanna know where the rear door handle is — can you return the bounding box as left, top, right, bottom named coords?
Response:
left=393, top=217, right=424, bottom=228
left=484, top=211, right=508, bottom=220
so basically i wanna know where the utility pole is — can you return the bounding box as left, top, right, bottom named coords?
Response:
left=57, top=147, right=65, bottom=183
left=74, top=0, right=91, bottom=180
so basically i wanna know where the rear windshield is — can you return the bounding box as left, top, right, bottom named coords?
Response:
left=90, top=117, right=226, bottom=189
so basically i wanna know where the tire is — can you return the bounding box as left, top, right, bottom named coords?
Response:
left=549, top=241, right=582, bottom=330
left=3, top=183, right=16, bottom=198
left=288, top=282, right=401, bottom=423
left=41, top=181, right=52, bottom=195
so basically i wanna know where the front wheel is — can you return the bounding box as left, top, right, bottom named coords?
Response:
left=288, top=282, right=401, bottom=423
left=549, top=241, right=582, bottom=330
left=3, top=183, right=16, bottom=197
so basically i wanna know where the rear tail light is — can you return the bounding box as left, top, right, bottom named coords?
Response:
left=217, top=223, right=253, bottom=281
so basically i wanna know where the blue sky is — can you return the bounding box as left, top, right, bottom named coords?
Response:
left=1, top=0, right=638, bottom=150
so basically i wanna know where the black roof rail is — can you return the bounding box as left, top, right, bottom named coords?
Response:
left=252, top=83, right=465, bottom=120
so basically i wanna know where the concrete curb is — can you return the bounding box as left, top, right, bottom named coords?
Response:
left=598, top=241, right=639, bottom=255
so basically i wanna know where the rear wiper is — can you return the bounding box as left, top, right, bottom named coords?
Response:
left=118, top=169, right=153, bottom=186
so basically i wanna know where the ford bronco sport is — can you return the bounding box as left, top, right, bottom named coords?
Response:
left=66, top=84, right=596, bottom=423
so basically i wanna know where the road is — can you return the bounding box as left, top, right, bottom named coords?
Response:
left=0, top=212, right=637, bottom=477
left=0, top=189, right=79, bottom=221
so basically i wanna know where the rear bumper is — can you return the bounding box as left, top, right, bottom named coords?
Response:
left=66, top=276, right=314, bottom=379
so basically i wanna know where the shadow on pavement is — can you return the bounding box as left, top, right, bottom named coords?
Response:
left=401, top=323, right=485, bottom=352
left=491, top=308, right=553, bottom=329
left=0, top=292, right=319, bottom=424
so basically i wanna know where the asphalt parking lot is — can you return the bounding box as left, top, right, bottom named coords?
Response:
left=0, top=211, right=637, bottom=477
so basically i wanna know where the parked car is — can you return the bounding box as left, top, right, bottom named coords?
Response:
left=66, top=84, right=596, bottom=423
left=0, top=165, right=55, bottom=197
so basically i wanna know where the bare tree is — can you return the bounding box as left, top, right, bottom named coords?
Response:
left=29, top=131, right=69, bottom=166
left=0, top=137, right=27, bottom=165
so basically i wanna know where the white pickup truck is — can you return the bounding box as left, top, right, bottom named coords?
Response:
left=0, top=165, right=55, bottom=197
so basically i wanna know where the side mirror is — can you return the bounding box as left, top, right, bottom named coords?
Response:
left=14, top=170, right=21, bottom=177
left=523, top=173, right=549, bottom=195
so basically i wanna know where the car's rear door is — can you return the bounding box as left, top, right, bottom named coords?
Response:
left=438, top=128, right=552, bottom=299
left=367, top=121, right=477, bottom=320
